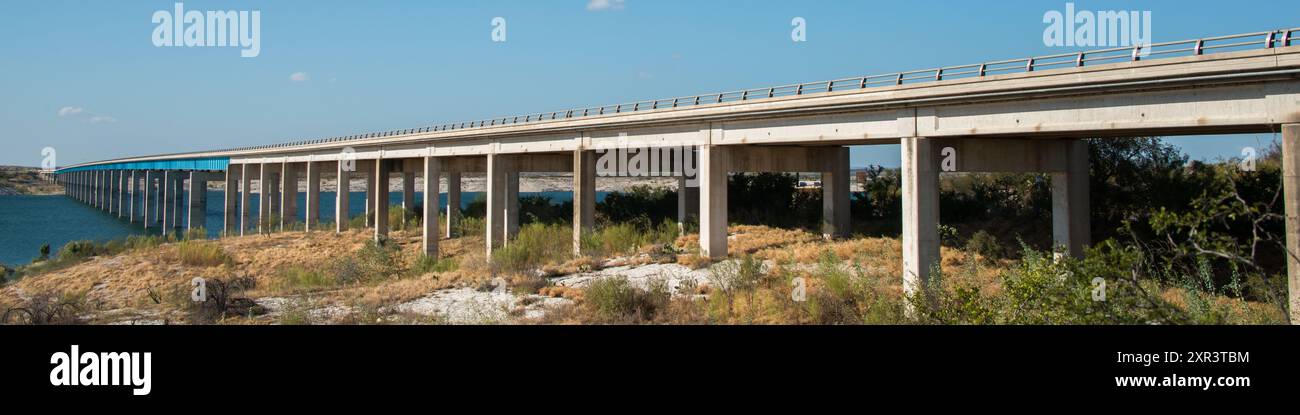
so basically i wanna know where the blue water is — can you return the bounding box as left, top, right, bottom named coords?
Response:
left=0, top=191, right=607, bottom=267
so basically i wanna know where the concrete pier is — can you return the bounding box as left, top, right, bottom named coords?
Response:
left=187, top=172, right=209, bottom=232
left=901, top=137, right=940, bottom=302
left=240, top=164, right=253, bottom=235
left=224, top=167, right=240, bottom=236
left=699, top=145, right=729, bottom=259
left=573, top=150, right=595, bottom=255
left=364, top=167, right=375, bottom=228
left=1052, top=139, right=1091, bottom=258
left=422, top=156, right=441, bottom=257
left=402, top=171, right=416, bottom=212
left=143, top=171, right=156, bottom=230
left=822, top=146, right=851, bottom=240
left=305, top=161, right=321, bottom=232
left=280, top=162, right=298, bottom=231
left=258, top=163, right=272, bottom=233
left=336, top=161, right=351, bottom=232
left=1283, top=124, right=1300, bottom=324
left=373, top=159, right=391, bottom=241
left=445, top=172, right=461, bottom=239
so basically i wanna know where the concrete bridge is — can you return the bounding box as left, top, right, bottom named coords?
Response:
left=55, top=29, right=1300, bottom=322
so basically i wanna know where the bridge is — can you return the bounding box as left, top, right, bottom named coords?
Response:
left=54, top=29, right=1300, bottom=322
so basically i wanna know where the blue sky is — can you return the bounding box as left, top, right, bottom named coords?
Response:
left=1, top=0, right=1296, bottom=168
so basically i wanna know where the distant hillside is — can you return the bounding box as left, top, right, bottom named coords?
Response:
left=0, top=166, right=62, bottom=196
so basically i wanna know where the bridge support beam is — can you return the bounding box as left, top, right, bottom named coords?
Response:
left=143, top=171, right=156, bottom=230
left=117, top=171, right=127, bottom=219
left=364, top=166, right=375, bottom=228
left=188, top=172, right=209, bottom=234
left=822, top=146, right=851, bottom=239
left=374, top=159, right=391, bottom=242
left=446, top=172, right=461, bottom=239
left=699, top=145, right=730, bottom=259
left=258, top=163, right=272, bottom=234
left=281, top=163, right=298, bottom=231
left=901, top=137, right=941, bottom=305
left=241, top=164, right=253, bottom=235
left=677, top=176, right=699, bottom=235
left=1052, top=140, right=1091, bottom=258
left=126, top=171, right=136, bottom=222
left=109, top=171, right=120, bottom=217
left=402, top=171, right=416, bottom=213
left=422, top=157, right=441, bottom=257
left=305, top=161, right=321, bottom=232
left=224, top=167, right=239, bottom=236
left=486, top=153, right=517, bottom=256
left=1284, top=124, right=1300, bottom=325
left=336, top=162, right=352, bottom=233
left=161, top=171, right=175, bottom=234
left=267, top=167, right=281, bottom=229
left=574, top=150, right=595, bottom=255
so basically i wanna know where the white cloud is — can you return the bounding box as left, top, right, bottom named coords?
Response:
left=57, top=106, right=115, bottom=124
left=586, top=0, right=625, bottom=11
left=289, top=72, right=310, bottom=82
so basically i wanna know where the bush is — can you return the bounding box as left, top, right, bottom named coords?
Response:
left=583, top=276, right=670, bottom=322
left=175, top=241, right=232, bottom=267
left=411, top=255, right=457, bottom=275
left=492, top=223, right=572, bottom=273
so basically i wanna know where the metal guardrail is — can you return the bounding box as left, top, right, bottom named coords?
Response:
left=208, top=28, right=1299, bottom=153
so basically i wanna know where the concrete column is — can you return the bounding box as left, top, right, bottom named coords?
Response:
left=95, top=170, right=103, bottom=209
left=1282, top=124, right=1300, bottom=324
left=336, top=162, right=351, bottom=233
left=240, top=164, right=253, bottom=236
left=143, top=171, right=155, bottom=229
left=699, top=145, right=730, bottom=259
left=259, top=163, right=272, bottom=233
left=445, top=171, right=461, bottom=238
left=267, top=168, right=281, bottom=225
left=305, top=161, right=321, bottom=232
left=374, top=159, right=391, bottom=242
left=114, top=171, right=124, bottom=217
left=574, top=150, right=595, bottom=255
left=676, top=176, right=699, bottom=234
left=280, top=162, right=298, bottom=231
left=1051, top=139, right=1091, bottom=259
left=822, top=146, right=851, bottom=239
left=901, top=137, right=940, bottom=302
left=128, top=170, right=138, bottom=222
left=188, top=172, right=208, bottom=233
left=105, top=171, right=116, bottom=215
left=422, top=157, right=441, bottom=257
left=161, top=171, right=177, bottom=234
left=364, top=168, right=376, bottom=228
left=486, top=153, right=511, bottom=256
left=224, top=167, right=239, bottom=236
left=174, top=174, right=184, bottom=230
left=506, top=168, right=520, bottom=240
left=402, top=171, right=416, bottom=212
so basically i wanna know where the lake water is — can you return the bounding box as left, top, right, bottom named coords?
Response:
left=0, top=191, right=606, bottom=267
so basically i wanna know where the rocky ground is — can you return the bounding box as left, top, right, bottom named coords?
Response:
left=0, top=166, right=62, bottom=195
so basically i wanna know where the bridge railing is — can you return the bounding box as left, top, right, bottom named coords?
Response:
left=215, top=28, right=1295, bottom=154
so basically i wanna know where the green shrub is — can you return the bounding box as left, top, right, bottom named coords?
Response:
left=492, top=223, right=572, bottom=273
left=584, top=276, right=670, bottom=321
left=175, top=241, right=232, bottom=267
left=411, top=255, right=457, bottom=275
